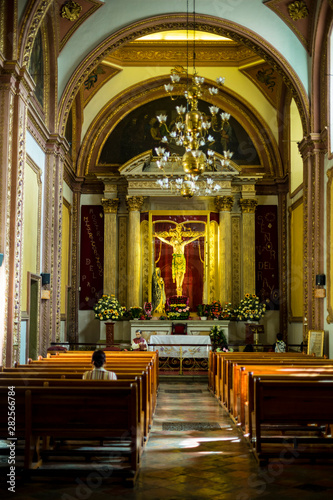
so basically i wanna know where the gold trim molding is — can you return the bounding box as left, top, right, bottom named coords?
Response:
left=60, top=1, right=82, bottom=21
left=215, top=196, right=234, bottom=212
left=239, top=198, right=258, bottom=213
left=126, top=196, right=145, bottom=212
left=101, top=198, right=119, bottom=214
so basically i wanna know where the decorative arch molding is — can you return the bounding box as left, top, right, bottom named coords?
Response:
left=18, top=0, right=52, bottom=67
left=77, top=74, right=282, bottom=179
left=311, top=3, right=332, bottom=135
left=58, top=13, right=310, bottom=138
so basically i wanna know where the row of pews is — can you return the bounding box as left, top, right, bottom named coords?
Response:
left=208, top=350, right=333, bottom=465
left=0, top=350, right=159, bottom=485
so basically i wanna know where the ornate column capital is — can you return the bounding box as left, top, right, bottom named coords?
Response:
left=215, top=195, right=234, bottom=212
left=126, top=196, right=145, bottom=212
left=101, top=198, right=119, bottom=214
left=239, top=198, right=258, bottom=213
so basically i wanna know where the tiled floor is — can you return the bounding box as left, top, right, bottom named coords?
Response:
left=2, top=377, right=333, bottom=499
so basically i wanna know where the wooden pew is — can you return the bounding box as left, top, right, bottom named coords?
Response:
left=0, top=384, right=142, bottom=484
left=24, top=357, right=159, bottom=411
left=251, top=378, right=333, bottom=465
left=0, top=368, right=153, bottom=439
left=222, top=356, right=333, bottom=409
left=234, top=365, right=333, bottom=430
left=209, top=351, right=310, bottom=400
left=0, top=376, right=149, bottom=443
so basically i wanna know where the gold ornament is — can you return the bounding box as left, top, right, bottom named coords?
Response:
left=288, top=1, right=309, bottom=21
left=61, top=1, right=82, bottom=22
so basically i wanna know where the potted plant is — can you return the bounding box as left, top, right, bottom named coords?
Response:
left=234, top=293, right=267, bottom=322
left=220, top=302, right=234, bottom=320
left=210, top=300, right=222, bottom=320
left=123, top=306, right=144, bottom=320
left=209, top=325, right=228, bottom=351
left=197, top=303, right=210, bottom=320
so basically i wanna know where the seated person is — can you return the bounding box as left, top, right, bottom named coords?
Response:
left=132, top=330, right=148, bottom=351
left=243, top=344, right=254, bottom=352
left=82, top=350, right=117, bottom=380
left=272, top=332, right=286, bottom=353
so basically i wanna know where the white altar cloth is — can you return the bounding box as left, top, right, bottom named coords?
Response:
left=148, top=335, right=211, bottom=358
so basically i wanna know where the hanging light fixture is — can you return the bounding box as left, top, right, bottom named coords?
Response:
left=154, top=0, right=235, bottom=197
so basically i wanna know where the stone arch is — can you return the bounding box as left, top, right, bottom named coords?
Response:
left=58, top=13, right=310, bottom=139
left=77, top=74, right=282, bottom=179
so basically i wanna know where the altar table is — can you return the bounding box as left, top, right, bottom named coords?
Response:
left=148, top=334, right=212, bottom=358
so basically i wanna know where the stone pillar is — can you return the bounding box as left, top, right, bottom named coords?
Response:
left=215, top=195, right=234, bottom=305
left=68, top=181, right=83, bottom=345
left=299, top=134, right=326, bottom=333
left=126, top=196, right=144, bottom=308
left=101, top=198, right=119, bottom=296
left=0, top=65, right=34, bottom=366
left=239, top=198, right=258, bottom=297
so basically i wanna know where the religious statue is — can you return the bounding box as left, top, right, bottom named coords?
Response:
left=152, top=267, right=166, bottom=315
left=153, top=223, right=205, bottom=296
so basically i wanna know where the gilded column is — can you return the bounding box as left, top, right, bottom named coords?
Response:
left=69, top=181, right=82, bottom=345
left=215, top=196, right=234, bottom=304
left=239, top=198, right=258, bottom=296
left=101, top=198, right=119, bottom=296
left=299, top=133, right=326, bottom=332
left=126, top=196, right=144, bottom=308
left=0, top=66, right=34, bottom=366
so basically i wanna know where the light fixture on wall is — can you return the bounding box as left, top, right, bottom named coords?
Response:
left=154, top=0, right=235, bottom=197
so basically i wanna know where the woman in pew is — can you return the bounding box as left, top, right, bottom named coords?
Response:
left=82, top=350, right=117, bottom=380
left=272, top=332, right=286, bottom=353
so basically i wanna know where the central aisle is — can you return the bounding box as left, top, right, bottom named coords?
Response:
left=6, top=379, right=333, bottom=499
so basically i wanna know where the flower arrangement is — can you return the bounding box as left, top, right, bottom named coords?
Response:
left=167, top=303, right=190, bottom=320
left=210, top=300, right=222, bottom=319
left=234, top=293, right=267, bottom=321
left=144, top=302, right=152, bottom=318
left=209, top=325, right=228, bottom=350
left=166, top=295, right=190, bottom=320
left=220, top=302, right=234, bottom=320
left=93, top=294, right=126, bottom=321
left=197, top=304, right=210, bottom=318
left=123, top=306, right=144, bottom=320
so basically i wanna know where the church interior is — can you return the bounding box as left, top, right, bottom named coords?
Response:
left=1, top=0, right=333, bottom=497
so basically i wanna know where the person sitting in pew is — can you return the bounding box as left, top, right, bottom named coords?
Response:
left=272, top=332, right=286, bottom=353
left=82, top=350, right=117, bottom=380
left=243, top=344, right=254, bottom=352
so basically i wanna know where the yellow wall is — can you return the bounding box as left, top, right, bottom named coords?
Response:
left=290, top=99, right=303, bottom=194
left=61, top=201, right=71, bottom=314
left=22, top=163, right=39, bottom=311
left=290, top=200, right=303, bottom=319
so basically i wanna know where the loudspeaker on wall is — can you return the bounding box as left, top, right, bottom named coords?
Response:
left=41, top=273, right=50, bottom=285
left=315, top=274, right=326, bottom=286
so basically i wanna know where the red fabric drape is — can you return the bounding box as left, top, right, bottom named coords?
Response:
left=153, top=216, right=207, bottom=310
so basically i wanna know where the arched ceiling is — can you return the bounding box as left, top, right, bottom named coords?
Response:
left=24, top=0, right=311, bottom=185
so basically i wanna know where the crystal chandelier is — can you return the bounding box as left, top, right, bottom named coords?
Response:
left=154, top=1, right=235, bottom=197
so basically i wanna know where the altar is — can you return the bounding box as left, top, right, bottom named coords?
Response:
left=148, top=334, right=212, bottom=357
left=130, top=320, right=229, bottom=342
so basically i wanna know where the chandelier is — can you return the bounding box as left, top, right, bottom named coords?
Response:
left=154, top=1, right=235, bottom=197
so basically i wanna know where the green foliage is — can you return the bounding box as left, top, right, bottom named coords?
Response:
left=209, top=325, right=227, bottom=347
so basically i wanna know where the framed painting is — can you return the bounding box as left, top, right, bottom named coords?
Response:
left=307, top=330, right=324, bottom=357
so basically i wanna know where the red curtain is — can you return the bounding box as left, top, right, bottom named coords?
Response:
left=153, top=216, right=207, bottom=310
